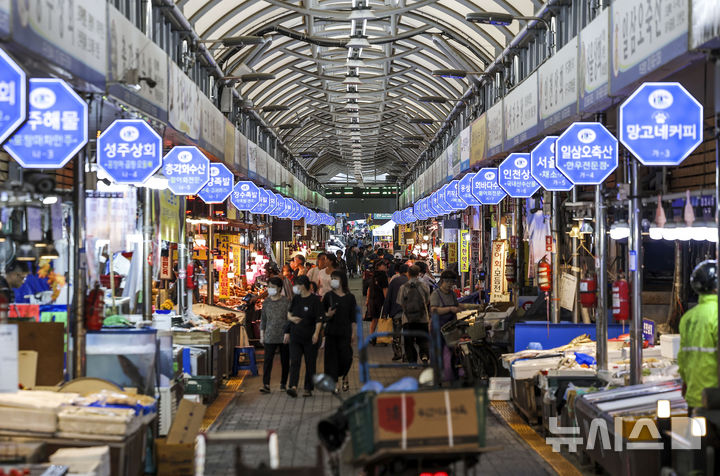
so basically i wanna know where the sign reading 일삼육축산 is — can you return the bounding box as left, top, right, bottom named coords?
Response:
left=555, top=122, right=618, bottom=185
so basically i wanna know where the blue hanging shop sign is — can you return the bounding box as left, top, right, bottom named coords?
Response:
left=197, top=163, right=234, bottom=204
left=498, top=153, right=541, bottom=198
left=97, top=119, right=162, bottom=185
left=470, top=168, right=506, bottom=205
left=459, top=172, right=481, bottom=206
left=162, top=146, right=210, bottom=195
left=231, top=181, right=260, bottom=211
left=0, top=48, right=26, bottom=144
left=555, top=122, right=618, bottom=185
left=445, top=180, right=467, bottom=210
left=530, top=137, right=573, bottom=192
left=250, top=188, right=271, bottom=214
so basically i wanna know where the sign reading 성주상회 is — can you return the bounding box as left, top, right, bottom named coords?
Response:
left=97, top=119, right=162, bottom=184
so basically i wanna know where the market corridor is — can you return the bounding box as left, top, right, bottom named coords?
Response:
left=203, top=278, right=559, bottom=475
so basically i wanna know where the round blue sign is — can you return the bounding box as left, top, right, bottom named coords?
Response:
left=499, top=153, right=541, bottom=198
left=5, top=78, right=87, bottom=169
left=163, top=146, right=210, bottom=195
left=197, top=163, right=234, bottom=204
left=619, top=82, right=703, bottom=166
left=530, top=137, right=573, bottom=192
left=0, top=48, right=26, bottom=144
left=470, top=168, right=506, bottom=205
left=555, top=122, right=618, bottom=185
left=231, top=181, right=260, bottom=211
left=97, top=119, right=162, bottom=185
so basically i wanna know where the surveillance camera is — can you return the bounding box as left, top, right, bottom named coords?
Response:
left=140, top=77, right=157, bottom=89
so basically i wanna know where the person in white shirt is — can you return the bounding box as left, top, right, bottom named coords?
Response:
left=307, top=252, right=328, bottom=289
left=317, top=254, right=338, bottom=297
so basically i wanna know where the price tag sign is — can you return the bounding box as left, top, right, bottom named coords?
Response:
left=231, top=181, right=260, bottom=211
left=470, top=168, right=506, bottom=205
left=163, top=146, right=210, bottom=195
left=619, top=82, right=703, bottom=166
left=530, top=136, right=573, bottom=191
left=197, top=163, right=234, bottom=204
left=555, top=122, right=618, bottom=185
left=97, top=119, right=162, bottom=185
left=498, top=153, right=541, bottom=198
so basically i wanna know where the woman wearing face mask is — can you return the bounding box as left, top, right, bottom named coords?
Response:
left=322, top=271, right=357, bottom=393
left=284, top=275, right=324, bottom=397
left=259, top=277, right=290, bottom=393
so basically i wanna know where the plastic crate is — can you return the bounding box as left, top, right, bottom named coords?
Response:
left=344, top=391, right=376, bottom=459
left=185, top=375, right=216, bottom=396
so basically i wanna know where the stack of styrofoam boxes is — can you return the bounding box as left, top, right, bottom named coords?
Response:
left=660, top=334, right=681, bottom=360
left=49, top=446, right=110, bottom=476
left=488, top=377, right=512, bottom=400
left=158, top=386, right=180, bottom=436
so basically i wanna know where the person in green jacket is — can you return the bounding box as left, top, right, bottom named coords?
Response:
left=679, top=260, right=719, bottom=410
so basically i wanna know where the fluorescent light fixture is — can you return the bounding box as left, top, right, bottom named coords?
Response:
left=346, top=36, right=371, bottom=49
left=222, top=36, right=265, bottom=47
left=224, top=73, right=276, bottom=82
left=40, top=244, right=60, bottom=260
left=656, top=399, right=671, bottom=419
left=42, top=196, right=58, bottom=205
left=661, top=223, right=679, bottom=241
left=349, top=8, right=376, bottom=21
left=648, top=223, right=663, bottom=240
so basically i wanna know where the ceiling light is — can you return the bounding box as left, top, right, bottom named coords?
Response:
left=346, top=36, right=371, bottom=49
left=609, top=222, right=630, bottom=241
left=346, top=59, right=367, bottom=68
left=40, top=244, right=60, bottom=260
left=17, top=243, right=36, bottom=262
left=418, top=95, right=448, bottom=104
left=343, top=75, right=363, bottom=85
left=42, top=196, right=58, bottom=205
left=262, top=105, right=290, bottom=112
left=221, top=36, right=266, bottom=47
left=348, top=8, right=376, bottom=21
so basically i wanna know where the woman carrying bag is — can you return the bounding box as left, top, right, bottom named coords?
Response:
left=322, top=271, right=357, bottom=393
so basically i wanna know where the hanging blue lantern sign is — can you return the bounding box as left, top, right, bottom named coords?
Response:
left=459, top=172, right=481, bottom=206
left=619, top=82, right=703, bottom=166
left=555, top=122, right=618, bottom=185
left=266, top=192, right=278, bottom=216
left=97, top=119, right=162, bottom=185
left=274, top=193, right=287, bottom=217
left=402, top=208, right=416, bottom=223
left=290, top=200, right=302, bottom=220
left=231, top=181, right=260, bottom=211
left=163, top=146, right=210, bottom=195
left=446, top=180, right=467, bottom=210
left=471, top=168, right=506, bottom=205
left=5, top=78, right=87, bottom=169
left=0, top=48, right=26, bottom=144
left=499, top=153, right=541, bottom=198
left=438, top=185, right=453, bottom=212
left=530, top=136, right=573, bottom=191
left=251, top=188, right=271, bottom=214
left=197, top=163, right=234, bottom=204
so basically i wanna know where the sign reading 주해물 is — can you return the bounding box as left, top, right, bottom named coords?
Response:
left=530, top=136, right=573, bottom=192
left=4, top=78, right=87, bottom=169
left=555, top=122, right=618, bottom=185
left=619, top=82, right=703, bottom=166
left=0, top=48, right=26, bottom=144
left=471, top=168, right=506, bottom=205
left=498, top=153, right=541, bottom=198
left=197, top=163, right=234, bottom=204
left=231, top=181, right=260, bottom=211
left=97, top=119, right=162, bottom=184
left=163, top=146, right=210, bottom=195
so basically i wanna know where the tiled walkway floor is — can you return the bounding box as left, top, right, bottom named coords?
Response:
left=203, top=278, right=559, bottom=476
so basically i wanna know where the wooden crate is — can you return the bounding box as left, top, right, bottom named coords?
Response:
left=172, top=328, right=220, bottom=346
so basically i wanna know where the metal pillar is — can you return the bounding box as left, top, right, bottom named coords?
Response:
left=629, top=158, right=643, bottom=385
left=72, top=152, right=87, bottom=379
left=207, top=204, right=214, bottom=305
left=595, top=185, right=608, bottom=372
left=571, top=188, right=580, bottom=323
left=177, top=197, right=187, bottom=317
left=514, top=199, right=522, bottom=303
left=142, top=187, right=153, bottom=321
left=551, top=192, right=560, bottom=323
left=715, top=55, right=720, bottom=385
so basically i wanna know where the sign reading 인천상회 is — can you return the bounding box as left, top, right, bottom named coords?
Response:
left=4, top=78, right=87, bottom=169
left=619, top=82, right=703, bottom=167
left=197, top=163, right=234, bottom=204
left=555, top=122, right=618, bottom=185
left=0, top=48, right=25, bottom=144
left=498, top=153, right=541, bottom=198
left=530, top=136, right=573, bottom=192
left=231, top=181, right=260, bottom=211
left=470, top=168, right=506, bottom=205
left=163, top=146, right=210, bottom=195
left=97, top=119, right=162, bottom=184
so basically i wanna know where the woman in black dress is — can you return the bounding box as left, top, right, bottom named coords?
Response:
left=322, top=270, right=357, bottom=392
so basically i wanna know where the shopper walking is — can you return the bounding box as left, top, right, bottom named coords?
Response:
left=346, top=247, right=358, bottom=278
left=383, top=263, right=409, bottom=360
left=335, top=250, right=347, bottom=276
left=322, top=270, right=357, bottom=392
left=365, top=259, right=389, bottom=344
left=259, top=277, right=290, bottom=393
left=397, top=265, right=431, bottom=365
left=317, top=254, right=338, bottom=297
left=285, top=275, right=323, bottom=397
left=307, top=252, right=327, bottom=290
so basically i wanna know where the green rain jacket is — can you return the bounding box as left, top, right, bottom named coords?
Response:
left=678, top=294, right=718, bottom=408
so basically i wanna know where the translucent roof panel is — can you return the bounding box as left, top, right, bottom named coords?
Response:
left=177, top=0, right=545, bottom=183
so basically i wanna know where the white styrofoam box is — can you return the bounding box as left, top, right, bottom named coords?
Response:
left=158, top=386, right=179, bottom=436
left=489, top=377, right=511, bottom=391
left=660, top=334, right=681, bottom=360
left=488, top=389, right=511, bottom=400
left=49, top=446, right=110, bottom=476
left=511, top=357, right=563, bottom=379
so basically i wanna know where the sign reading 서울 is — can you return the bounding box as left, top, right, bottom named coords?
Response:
left=555, top=122, right=618, bottom=185
left=530, top=136, right=573, bottom=192
left=97, top=119, right=162, bottom=184
left=4, top=78, right=87, bottom=169
left=471, top=168, right=506, bottom=205
left=498, top=153, right=541, bottom=198
left=197, top=163, right=234, bottom=204
left=0, top=48, right=26, bottom=144
left=162, top=146, right=210, bottom=195
left=231, top=181, right=260, bottom=211
left=619, top=82, right=703, bottom=166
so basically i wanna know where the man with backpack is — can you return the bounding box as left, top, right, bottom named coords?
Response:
left=383, top=263, right=409, bottom=361
left=397, top=265, right=431, bottom=365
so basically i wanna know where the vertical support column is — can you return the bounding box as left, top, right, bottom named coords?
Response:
left=177, top=197, right=187, bottom=317
left=629, top=158, right=643, bottom=385
left=551, top=192, right=560, bottom=323
left=460, top=211, right=465, bottom=291
left=714, top=56, right=720, bottom=384
left=595, top=185, right=608, bottom=372
left=142, top=187, right=152, bottom=322
left=479, top=206, right=484, bottom=299
left=207, top=204, right=214, bottom=306
left=73, top=151, right=87, bottom=379
left=514, top=199, right=522, bottom=304
left=571, top=188, right=580, bottom=323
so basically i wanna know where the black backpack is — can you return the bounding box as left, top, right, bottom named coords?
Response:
left=403, top=281, right=426, bottom=322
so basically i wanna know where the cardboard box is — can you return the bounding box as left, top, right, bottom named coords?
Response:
left=167, top=399, right=206, bottom=445
left=156, top=438, right=195, bottom=476
left=373, top=388, right=486, bottom=449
